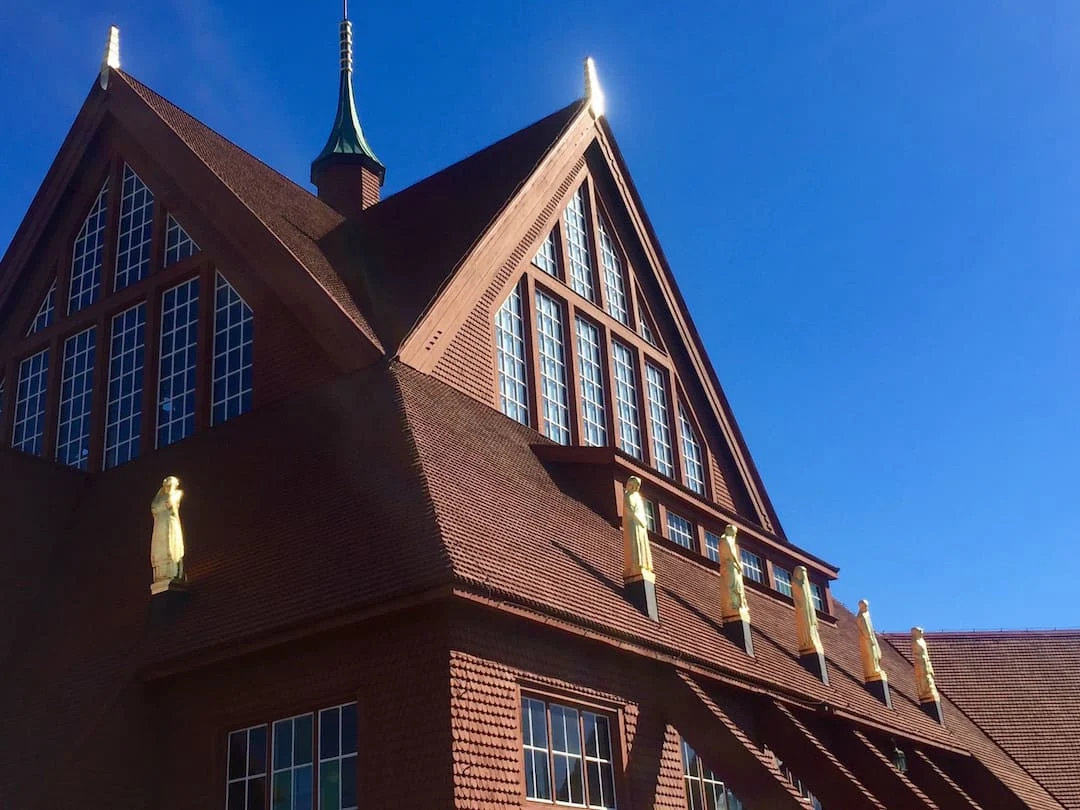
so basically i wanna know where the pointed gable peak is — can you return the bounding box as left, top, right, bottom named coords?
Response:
left=311, top=2, right=385, bottom=215
left=98, top=25, right=120, bottom=90
left=584, top=56, right=605, bottom=118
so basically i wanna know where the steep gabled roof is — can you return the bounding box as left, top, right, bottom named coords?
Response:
left=333, top=100, right=586, bottom=352
left=884, top=629, right=1080, bottom=810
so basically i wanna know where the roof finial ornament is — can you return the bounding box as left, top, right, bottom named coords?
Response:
left=99, top=25, right=120, bottom=90
left=584, top=56, right=606, bottom=118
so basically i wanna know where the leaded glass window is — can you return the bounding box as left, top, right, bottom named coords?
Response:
left=104, top=303, right=145, bottom=469
left=533, top=229, right=559, bottom=277
left=535, top=291, right=570, bottom=444
left=667, top=511, right=695, bottom=550
left=741, top=549, right=765, bottom=584
left=678, top=405, right=706, bottom=495
left=564, top=185, right=595, bottom=301
left=611, top=341, right=641, bottom=459
left=272, top=714, right=314, bottom=810
left=114, top=164, right=154, bottom=290
left=495, top=284, right=529, bottom=425
left=597, top=216, right=628, bottom=325
left=27, top=280, right=55, bottom=336
left=68, top=179, right=109, bottom=313
left=774, top=566, right=793, bottom=597
left=575, top=316, right=607, bottom=447
left=56, top=327, right=96, bottom=469
left=212, top=273, right=254, bottom=425
left=682, top=739, right=744, bottom=810
left=645, top=363, right=674, bottom=477
left=165, top=213, right=199, bottom=267
left=157, top=277, right=199, bottom=448
left=12, top=349, right=49, bottom=456
left=520, top=696, right=616, bottom=809
left=227, top=724, right=268, bottom=810
left=318, top=703, right=358, bottom=810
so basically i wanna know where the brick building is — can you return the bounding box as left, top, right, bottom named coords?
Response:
left=0, top=15, right=1075, bottom=810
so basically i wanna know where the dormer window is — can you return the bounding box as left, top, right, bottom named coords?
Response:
left=774, top=567, right=793, bottom=597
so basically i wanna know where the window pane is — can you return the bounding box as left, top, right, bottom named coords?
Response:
left=494, top=284, right=529, bottom=425
left=295, top=714, right=314, bottom=764
left=319, top=760, right=341, bottom=810
left=810, top=582, right=825, bottom=612
left=68, top=179, right=108, bottom=313
left=611, top=341, right=641, bottom=458
left=12, top=349, right=49, bottom=456
left=247, top=777, right=266, bottom=810
left=532, top=750, right=552, bottom=801
left=294, top=764, right=313, bottom=810
left=741, top=550, right=764, bottom=584
left=273, top=719, right=293, bottom=771
left=340, top=755, right=357, bottom=810
left=249, top=726, right=267, bottom=775
left=535, top=291, right=570, bottom=444
left=55, top=327, right=96, bottom=470
left=705, top=532, right=720, bottom=563
left=339, top=703, right=357, bottom=756
left=228, top=731, right=248, bottom=780
left=271, top=770, right=291, bottom=810
left=320, top=707, right=340, bottom=759
left=678, top=405, right=706, bottom=494
left=774, top=567, right=793, bottom=597
left=114, top=164, right=154, bottom=290
left=533, top=229, right=559, bottom=277
left=165, top=213, right=199, bottom=267
left=564, top=185, right=595, bottom=301
left=645, top=364, right=674, bottom=477
left=667, top=512, right=695, bottom=550
left=157, top=277, right=199, bottom=447
left=575, top=317, right=607, bottom=447
left=104, top=303, right=146, bottom=468
left=27, top=280, right=56, bottom=336
left=227, top=781, right=246, bottom=810
left=597, top=215, right=628, bottom=325
left=212, top=273, right=254, bottom=426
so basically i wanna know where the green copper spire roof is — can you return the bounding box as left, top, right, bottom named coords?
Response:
left=311, top=2, right=384, bottom=183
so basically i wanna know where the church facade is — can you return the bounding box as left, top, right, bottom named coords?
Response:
left=0, top=17, right=1073, bottom=810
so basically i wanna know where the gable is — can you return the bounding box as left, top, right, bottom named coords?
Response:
left=402, top=109, right=781, bottom=540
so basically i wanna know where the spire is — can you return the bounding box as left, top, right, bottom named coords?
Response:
left=584, top=56, right=605, bottom=118
left=311, top=0, right=384, bottom=199
left=99, top=25, right=120, bottom=90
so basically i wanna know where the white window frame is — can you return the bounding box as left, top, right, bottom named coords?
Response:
left=114, top=164, right=155, bottom=291
left=226, top=724, right=268, bottom=810
left=156, top=277, right=199, bottom=448
left=596, top=215, right=628, bottom=325
left=535, top=290, right=571, bottom=445
left=740, top=549, right=765, bottom=584
left=212, top=273, right=254, bottom=426
left=55, top=326, right=97, bottom=470
left=644, top=363, right=674, bottom=477
left=12, top=348, right=49, bottom=456
left=495, top=283, right=529, bottom=425
left=271, top=713, right=314, bottom=810
left=317, top=702, right=358, bottom=810
left=575, top=316, right=607, bottom=447
left=27, top=280, right=56, bottom=336
left=165, top=212, right=199, bottom=267
left=666, top=511, right=696, bottom=551
left=564, top=185, right=595, bottom=302
left=533, top=229, right=560, bottom=278
left=611, top=340, right=641, bottom=459
left=678, top=405, right=706, bottom=495
left=68, top=178, right=109, bottom=314
left=104, top=303, right=146, bottom=469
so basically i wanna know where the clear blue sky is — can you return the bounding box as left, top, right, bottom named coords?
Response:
left=1, top=2, right=1077, bottom=633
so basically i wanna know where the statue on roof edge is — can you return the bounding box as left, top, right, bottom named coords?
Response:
left=911, top=626, right=940, bottom=704
left=151, top=476, right=185, bottom=587
left=792, top=565, right=823, bottom=656
left=717, top=524, right=750, bottom=624
left=622, top=476, right=654, bottom=580
left=856, top=599, right=887, bottom=683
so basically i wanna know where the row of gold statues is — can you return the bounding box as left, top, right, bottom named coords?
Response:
left=622, top=476, right=941, bottom=716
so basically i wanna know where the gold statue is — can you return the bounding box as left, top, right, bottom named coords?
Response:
left=150, top=476, right=185, bottom=587
left=856, top=599, right=887, bottom=683
left=911, top=626, right=940, bottom=703
left=622, top=476, right=654, bottom=579
left=791, top=566, right=823, bottom=656
left=717, top=524, right=749, bottom=623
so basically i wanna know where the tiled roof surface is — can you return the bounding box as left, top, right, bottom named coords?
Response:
left=339, top=101, right=585, bottom=351
left=884, top=629, right=1080, bottom=809
left=393, top=361, right=1065, bottom=809
left=115, top=71, right=383, bottom=352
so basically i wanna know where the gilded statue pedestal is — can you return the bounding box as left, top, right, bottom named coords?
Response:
left=625, top=571, right=659, bottom=623
left=864, top=676, right=892, bottom=709
left=799, top=649, right=829, bottom=686
left=721, top=616, right=754, bottom=657
left=920, top=698, right=944, bottom=725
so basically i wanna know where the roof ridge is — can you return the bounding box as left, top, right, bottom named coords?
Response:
left=882, top=628, right=1080, bottom=637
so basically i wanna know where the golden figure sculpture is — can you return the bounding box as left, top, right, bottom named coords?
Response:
left=911, top=626, right=940, bottom=703
left=791, top=565, right=823, bottom=656
left=717, top=524, right=750, bottom=623
left=622, top=476, right=654, bottom=580
left=150, top=476, right=185, bottom=586
left=856, top=599, right=887, bottom=683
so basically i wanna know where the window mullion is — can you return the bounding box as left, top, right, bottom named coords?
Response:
left=523, top=273, right=543, bottom=433
left=194, top=263, right=214, bottom=433
left=545, top=701, right=558, bottom=806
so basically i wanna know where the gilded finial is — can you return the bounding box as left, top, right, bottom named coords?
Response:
left=584, top=56, right=606, bottom=118
left=99, top=25, right=120, bottom=90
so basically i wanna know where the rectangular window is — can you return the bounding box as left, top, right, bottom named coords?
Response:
left=272, top=714, right=314, bottom=810
left=682, top=739, right=743, bottom=810
left=56, top=327, right=97, bottom=469
left=213, top=273, right=254, bottom=425
left=535, top=291, right=571, bottom=445
left=27, top=280, right=56, bottom=336
left=533, top=229, right=560, bottom=277
left=575, top=317, right=607, bottom=447
left=741, top=549, right=765, bottom=584
left=564, top=185, right=595, bottom=301
left=810, top=582, right=825, bottom=613
left=667, top=511, right=696, bottom=550
left=521, top=696, right=616, bottom=809
left=69, top=179, right=109, bottom=314
left=596, top=216, right=628, bottom=325
left=611, top=341, right=641, bottom=459
left=704, top=531, right=720, bottom=563
left=678, top=405, right=706, bottom=495
left=645, top=364, right=674, bottom=477
left=165, top=213, right=199, bottom=267
left=774, top=567, right=793, bottom=597
left=157, top=277, right=199, bottom=448
left=495, top=284, right=529, bottom=425
left=643, top=499, right=657, bottom=533
left=776, top=758, right=822, bottom=810
left=227, top=724, right=268, bottom=810
left=114, top=164, right=154, bottom=290
left=318, top=703, right=358, bottom=810
left=104, top=304, right=146, bottom=469
left=12, top=349, right=49, bottom=456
